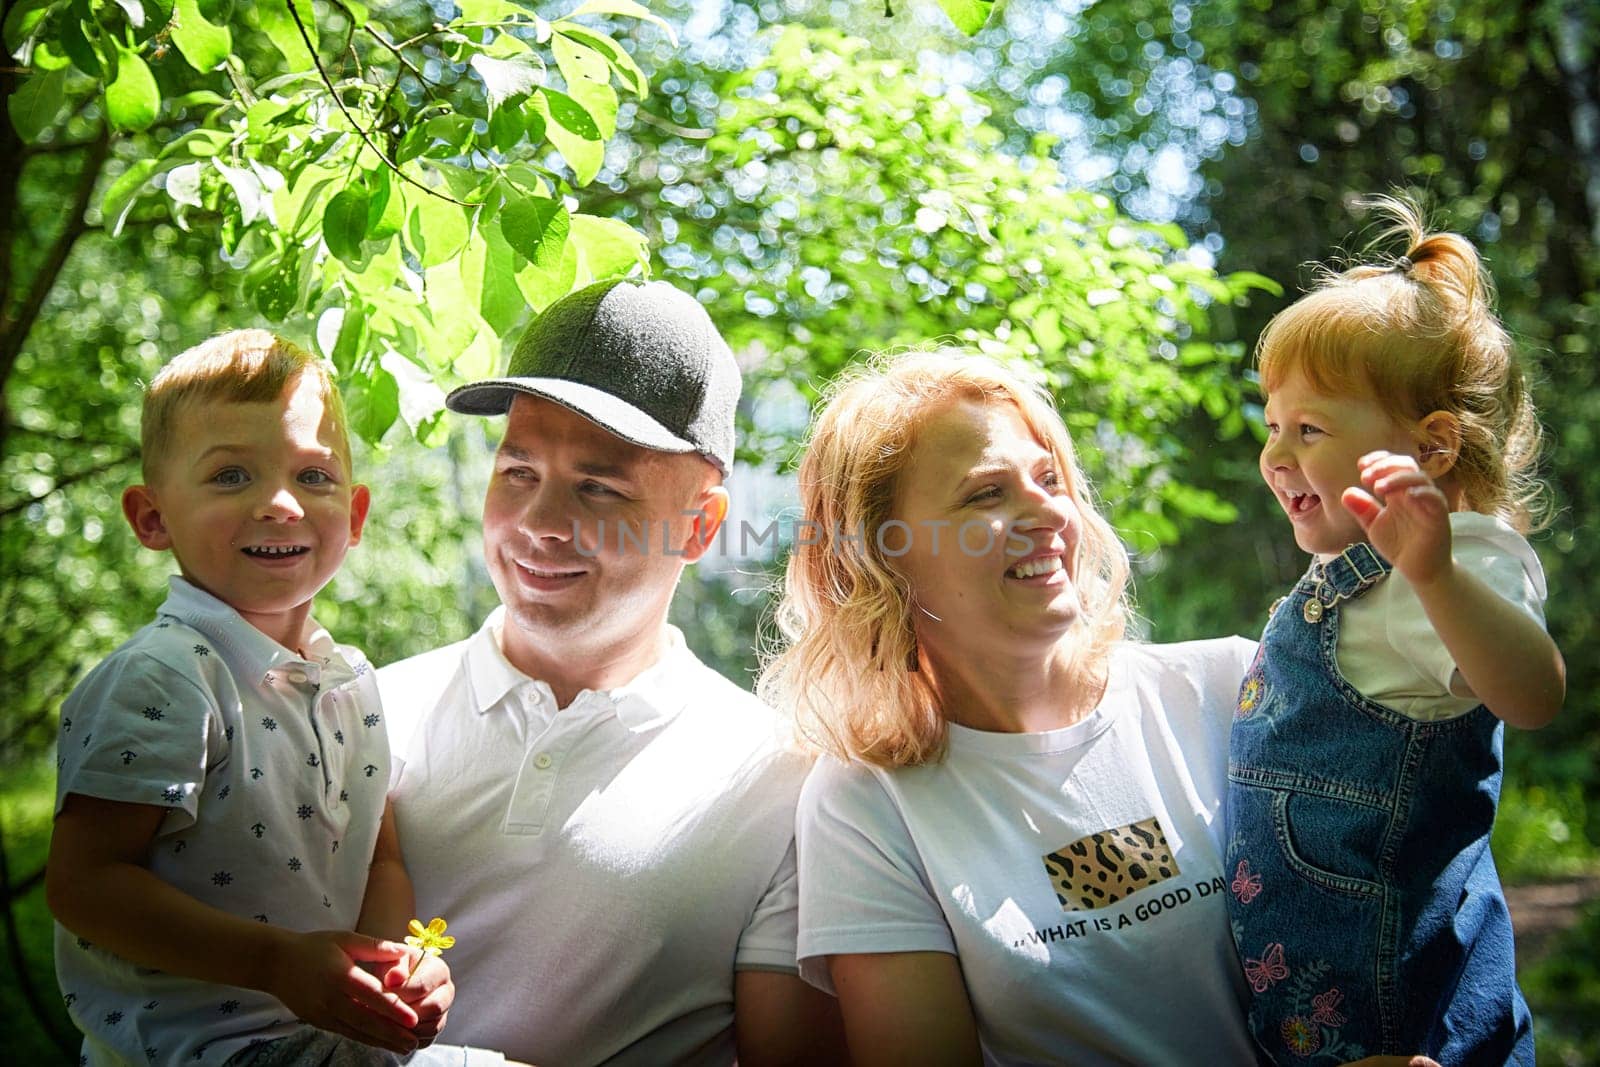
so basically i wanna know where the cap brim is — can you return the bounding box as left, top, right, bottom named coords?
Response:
left=445, top=377, right=700, bottom=456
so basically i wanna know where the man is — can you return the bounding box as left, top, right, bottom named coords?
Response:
left=378, top=279, right=843, bottom=1066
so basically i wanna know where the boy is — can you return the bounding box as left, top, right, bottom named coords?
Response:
left=46, top=331, right=452, bottom=1066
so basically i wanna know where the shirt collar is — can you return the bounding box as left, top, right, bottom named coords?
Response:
left=465, top=606, right=694, bottom=731
left=157, top=576, right=346, bottom=685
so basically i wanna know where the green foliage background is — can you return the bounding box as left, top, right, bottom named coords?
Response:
left=3, top=0, right=1598, bottom=1061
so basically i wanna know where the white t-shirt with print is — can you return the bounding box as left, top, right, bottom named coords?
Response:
left=796, top=638, right=1258, bottom=1067
left=1333, top=512, right=1548, bottom=721
left=53, top=577, right=390, bottom=1067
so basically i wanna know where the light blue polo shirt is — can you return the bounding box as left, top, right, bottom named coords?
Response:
left=53, top=576, right=390, bottom=1066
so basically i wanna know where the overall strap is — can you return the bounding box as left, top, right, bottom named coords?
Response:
left=1300, top=544, right=1392, bottom=624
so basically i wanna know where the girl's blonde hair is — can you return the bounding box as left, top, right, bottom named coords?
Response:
left=1256, top=195, right=1544, bottom=530
left=758, top=349, right=1131, bottom=768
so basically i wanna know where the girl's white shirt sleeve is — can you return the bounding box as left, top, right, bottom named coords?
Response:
left=1334, top=512, right=1548, bottom=721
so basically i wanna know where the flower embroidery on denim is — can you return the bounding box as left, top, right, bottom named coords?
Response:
left=1280, top=1015, right=1321, bottom=1056
left=1231, top=859, right=1263, bottom=904
left=1237, top=672, right=1265, bottom=718
left=1243, top=942, right=1289, bottom=992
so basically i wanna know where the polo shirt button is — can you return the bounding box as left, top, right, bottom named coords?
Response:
left=533, top=753, right=553, bottom=770
left=288, top=671, right=308, bottom=684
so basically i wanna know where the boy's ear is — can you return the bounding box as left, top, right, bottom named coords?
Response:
left=679, top=484, right=730, bottom=564
left=121, top=485, right=172, bottom=551
left=1415, top=410, right=1462, bottom=479
left=347, top=484, right=372, bottom=547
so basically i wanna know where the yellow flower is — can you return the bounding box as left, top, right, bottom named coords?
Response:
left=406, top=917, right=456, bottom=957
left=404, top=917, right=456, bottom=979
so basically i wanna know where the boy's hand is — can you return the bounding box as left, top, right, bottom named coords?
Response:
left=1341, top=451, right=1452, bottom=587
left=267, top=930, right=420, bottom=1054
left=380, top=950, right=456, bottom=1045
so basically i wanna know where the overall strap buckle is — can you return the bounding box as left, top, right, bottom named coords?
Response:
left=1302, top=544, right=1392, bottom=624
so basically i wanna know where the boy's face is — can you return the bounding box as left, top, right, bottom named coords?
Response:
left=1259, top=366, right=1419, bottom=557
left=122, top=372, right=370, bottom=646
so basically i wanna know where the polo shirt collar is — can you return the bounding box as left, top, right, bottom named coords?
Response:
left=467, top=607, right=694, bottom=732
left=158, top=576, right=340, bottom=685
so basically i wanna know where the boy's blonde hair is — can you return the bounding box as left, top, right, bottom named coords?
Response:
left=758, top=349, right=1131, bottom=769
left=141, top=330, right=350, bottom=482
left=1257, top=195, right=1544, bottom=531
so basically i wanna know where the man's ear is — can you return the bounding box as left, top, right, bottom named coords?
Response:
left=1414, top=410, right=1462, bottom=479
left=122, top=485, right=172, bottom=551
left=348, top=484, right=372, bottom=546
left=679, top=484, right=731, bottom=564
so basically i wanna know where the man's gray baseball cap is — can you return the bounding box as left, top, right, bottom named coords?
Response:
left=446, top=278, right=740, bottom=473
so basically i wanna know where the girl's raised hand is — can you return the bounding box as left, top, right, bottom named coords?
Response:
left=1340, top=451, right=1452, bottom=586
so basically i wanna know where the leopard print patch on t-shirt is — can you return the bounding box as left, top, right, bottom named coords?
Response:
left=1042, top=816, right=1179, bottom=911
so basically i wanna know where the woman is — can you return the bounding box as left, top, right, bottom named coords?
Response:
left=760, top=350, right=1435, bottom=1066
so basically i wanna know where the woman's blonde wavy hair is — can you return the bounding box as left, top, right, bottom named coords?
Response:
left=758, top=349, right=1131, bottom=769
left=1257, top=195, right=1546, bottom=531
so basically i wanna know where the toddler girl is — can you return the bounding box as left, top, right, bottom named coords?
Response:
left=1225, top=197, right=1562, bottom=1066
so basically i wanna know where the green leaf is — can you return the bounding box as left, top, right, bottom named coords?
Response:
left=463, top=221, right=529, bottom=337
left=100, top=158, right=161, bottom=235
left=105, top=47, right=160, bottom=132
left=167, top=88, right=229, bottom=110
left=556, top=25, right=647, bottom=97
left=469, top=53, right=543, bottom=115
left=534, top=89, right=603, bottom=185
left=499, top=193, right=570, bottom=273
left=488, top=101, right=527, bottom=152
left=565, top=0, right=676, bottom=46
left=324, top=186, right=372, bottom=265
left=552, top=32, right=617, bottom=138
left=569, top=213, right=645, bottom=280
left=257, top=0, right=317, bottom=70
left=329, top=302, right=369, bottom=376
left=406, top=190, right=472, bottom=269
left=935, top=0, right=997, bottom=35
left=367, top=173, right=405, bottom=239
left=516, top=232, right=579, bottom=312
left=346, top=365, right=400, bottom=444
left=6, top=66, right=67, bottom=143
left=3, top=0, right=53, bottom=55
left=253, top=250, right=303, bottom=321
left=157, top=126, right=231, bottom=159
left=456, top=0, right=533, bottom=20
left=380, top=350, right=448, bottom=439
left=58, top=5, right=103, bottom=77
left=171, top=0, right=232, bottom=72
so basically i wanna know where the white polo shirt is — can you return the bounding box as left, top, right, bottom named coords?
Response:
left=53, top=577, right=390, bottom=1067
left=378, top=610, right=811, bottom=1067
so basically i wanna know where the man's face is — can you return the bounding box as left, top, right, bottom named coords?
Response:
left=483, top=394, right=726, bottom=673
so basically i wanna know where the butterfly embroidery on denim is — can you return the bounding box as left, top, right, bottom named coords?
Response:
left=1243, top=942, right=1289, bottom=993
left=1310, top=987, right=1347, bottom=1027
left=1231, top=859, right=1263, bottom=904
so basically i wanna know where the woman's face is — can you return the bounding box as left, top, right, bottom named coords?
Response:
left=889, top=398, right=1085, bottom=671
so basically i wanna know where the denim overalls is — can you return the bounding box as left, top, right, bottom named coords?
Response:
left=1225, top=544, right=1533, bottom=1065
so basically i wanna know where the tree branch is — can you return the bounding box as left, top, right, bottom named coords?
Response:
left=0, top=448, right=139, bottom=520
left=286, top=0, right=470, bottom=207
left=0, top=127, right=110, bottom=406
